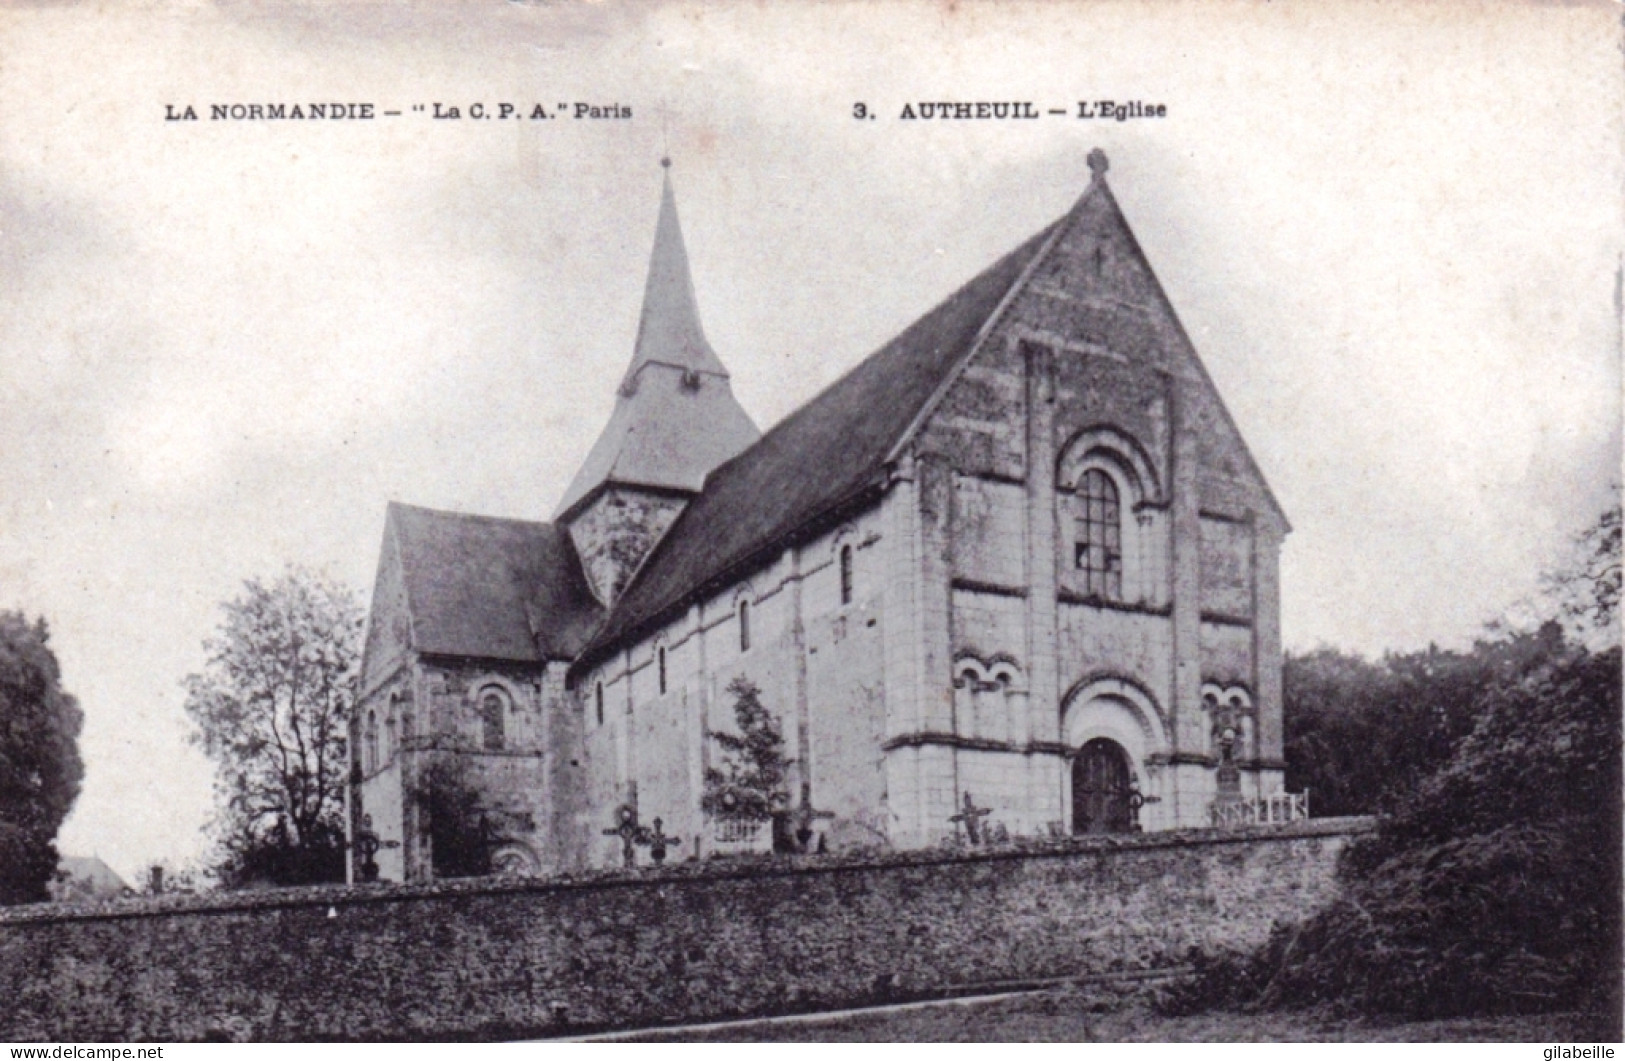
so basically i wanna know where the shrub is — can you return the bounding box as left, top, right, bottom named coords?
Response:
left=1170, top=639, right=1622, bottom=1029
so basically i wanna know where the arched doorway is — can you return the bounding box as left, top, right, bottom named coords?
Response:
left=1072, top=738, right=1133, bottom=834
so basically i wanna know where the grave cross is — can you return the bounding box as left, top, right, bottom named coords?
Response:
left=350, top=814, right=401, bottom=883
left=636, top=817, right=680, bottom=865
left=602, top=803, right=642, bottom=868
left=949, top=792, right=993, bottom=845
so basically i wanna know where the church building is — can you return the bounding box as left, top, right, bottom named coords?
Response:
left=350, top=150, right=1293, bottom=882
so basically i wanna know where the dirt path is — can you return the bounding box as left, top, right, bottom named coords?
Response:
left=608, top=988, right=1595, bottom=1042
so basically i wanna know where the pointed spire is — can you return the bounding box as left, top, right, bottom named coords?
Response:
left=554, top=161, right=759, bottom=522
left=621, top=161, right=730, bottom=392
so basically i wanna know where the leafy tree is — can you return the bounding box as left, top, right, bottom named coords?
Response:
left=0, top=613, right=84, bottom=904
left=1255, top=640, right=1618, bottom=1022
left=1282, top=647, right=1397, bottom=817
left=1173, top=505, right=1625, bottom=1030
left=1284, top=625, right=1573, bottom=818
left=1169, top=635, right=1622, bottom=1029
left=1541, top=501, right=1621, bottom=648
left=701, top=677, right=792, bottom=824
left=183, top=568, right=361, bottom=888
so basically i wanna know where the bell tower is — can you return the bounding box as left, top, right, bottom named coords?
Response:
left=556, top=161, right=760, bottom=606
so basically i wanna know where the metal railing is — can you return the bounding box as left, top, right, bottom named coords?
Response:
left=1209, top=791, right=1309, bottom=828
left=712, top=819, right=767, bottom=847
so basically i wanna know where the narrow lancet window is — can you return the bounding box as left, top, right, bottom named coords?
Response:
left=658, top=646, right=667, bottom=694
left=481, top=690, right=506, bottom=751
left=840, top=544, right=854, bottom=606
left=739, top=599, right=751, bottom=652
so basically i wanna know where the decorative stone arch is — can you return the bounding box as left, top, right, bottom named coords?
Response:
left=1202, top=680, right=1256, bottom=758
left=729, top=580, right=758, bottom=609
left=1060, top=674, right=1170, bottom=754
left=470, top=677, right=523, bottom=751
left=490, top=842, right=540, bottom=877
left=986, top=655, right=1025, bottom=692
left=1056, top=426, right=1168, bottom=606
left=1059, top=674, right=1171, bottom=832
left=953, top=654, right=1026, bottom=744
left=827, top=521, right=859, bottom=559
left=952, top=655, right=991, bottom=690
left=1201, top=681, right=1253, bottom=712
left=1057, top=424, right=1163, bottom=503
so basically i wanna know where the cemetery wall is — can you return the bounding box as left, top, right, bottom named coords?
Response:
left=0, top=817, right=1371, bottom=1042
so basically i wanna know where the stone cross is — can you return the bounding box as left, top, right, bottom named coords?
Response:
left=637, top=817, right=680, bottom=865
left=950, top=792, right=993, bottom=845
left=351, top=813, right=400, bottom=883
left=602, top=804, right=642, bottom=868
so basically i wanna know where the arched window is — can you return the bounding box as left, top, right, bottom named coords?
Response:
left=595, top=682, right=604, bottom=727
left=480, top=689, right=506, bottom=751
left=658, top=646, right=667, bottom=694
left=364, top=710, right=378, bottom=774
left=738, top=599, right=751, bottom=652
left=384, top=709, right=397, bottom=764
left=839, top=545, right=854, bottom=606
left=1073, top=469, right=1123, bottom=599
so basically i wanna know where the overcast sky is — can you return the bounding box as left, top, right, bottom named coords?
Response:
left=1, top=1, right=1618, bottom=882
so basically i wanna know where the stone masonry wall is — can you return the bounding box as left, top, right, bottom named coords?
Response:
left=0, top=819, right=1369, bottom=1042
left=577, top=504, right=890, bottom=863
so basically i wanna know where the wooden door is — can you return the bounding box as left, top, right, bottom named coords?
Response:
left=1072, top=738, right=1132, bottom=834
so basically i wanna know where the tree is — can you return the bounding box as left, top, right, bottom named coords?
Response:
left=1254, top=640, right=1619, bottom=1023
left=0, top=613, right=84, bottom=904
left=183, top=568, right=361, bottom=888
left=701, top=677, right=792, bottom=825
left=1284, top=625, right=1572, bottom=818
left=1541, top=501, right=1621, bottom=648
left=1171, top=504, right=1625, bottom=1030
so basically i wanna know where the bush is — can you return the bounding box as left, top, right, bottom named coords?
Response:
left=412, top=753, right=504, bottom=879
left=1170, top=638, right=1622, bottom=1029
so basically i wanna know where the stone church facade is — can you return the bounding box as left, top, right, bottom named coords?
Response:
left=350, top=150, right=1291, bottom=883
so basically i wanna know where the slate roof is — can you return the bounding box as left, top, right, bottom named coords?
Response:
left=553, top=170, right=760, bottom=520
left=389, top=502, right=603, bottom=663
left=380, top=158, right=1288, bottom=672
left=576, top=216, right=1064, bottom=662
left=623, top=168, right=731, bottom=385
